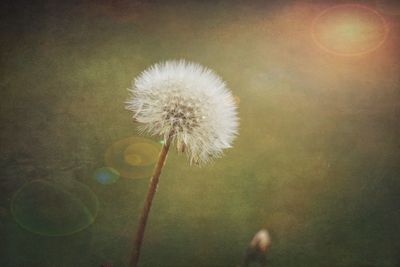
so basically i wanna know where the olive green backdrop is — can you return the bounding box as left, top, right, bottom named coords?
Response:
left=1, top=0, right=399, bottom=266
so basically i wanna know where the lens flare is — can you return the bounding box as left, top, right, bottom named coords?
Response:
left=123, top=143, right=159, bottom=166
left=105, top=137, right=161, bottom=179
left=94, top=167, right=120, bottom=185
left=11, top=179, right=98, bottom=236
left=312, top=4, right=389, bottom=56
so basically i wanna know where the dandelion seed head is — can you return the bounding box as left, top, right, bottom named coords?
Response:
left=126, top=60, right=239, bottom=165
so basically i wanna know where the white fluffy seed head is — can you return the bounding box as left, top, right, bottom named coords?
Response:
left=126, top=60, right=239, bottom=165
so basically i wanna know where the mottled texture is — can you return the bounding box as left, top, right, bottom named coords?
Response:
left=1, top=0, right=400, bottom=267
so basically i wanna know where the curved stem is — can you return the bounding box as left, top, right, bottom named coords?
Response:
left=129, top=136, right=172, bottom=267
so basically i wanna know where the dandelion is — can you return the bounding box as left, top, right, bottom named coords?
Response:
left=127, top=60, right=238, bottom=165
left=126, top=60, right=239, bottom=267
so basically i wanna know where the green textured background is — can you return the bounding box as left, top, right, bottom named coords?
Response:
left=1, top=0, right=399, bottom=266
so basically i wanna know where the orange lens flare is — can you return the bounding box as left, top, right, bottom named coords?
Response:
left=312, top=4, right=389, bottom=56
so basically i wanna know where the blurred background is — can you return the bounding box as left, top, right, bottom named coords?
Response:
left=1, top=0, right=399, bottom=266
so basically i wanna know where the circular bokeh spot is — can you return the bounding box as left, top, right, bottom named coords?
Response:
left=123, top=143, right=159, bottom=166
left=94, top=167, right=120, bottom=185
left=312, top=4, right=389, bottom=56
left=11, top=179, right=98, bottom=236
left=105, top=137, right=161, bottom=179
